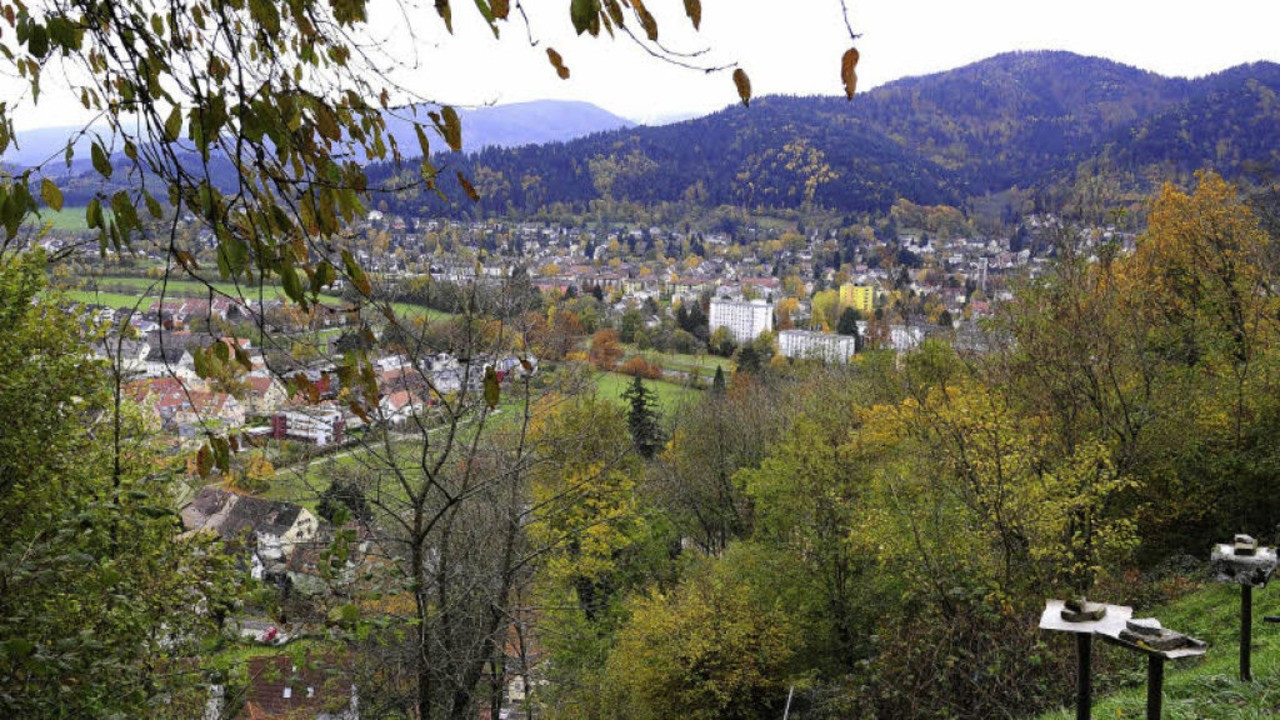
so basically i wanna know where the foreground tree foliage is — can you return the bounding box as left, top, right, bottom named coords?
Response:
left=0, top=253, right=238, bottom=719
left=603, top=548, right=799, bottom=720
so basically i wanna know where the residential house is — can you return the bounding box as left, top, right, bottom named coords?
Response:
left=379, top=390, right=426, bottom=425
left=173, top=391, right=247, bottom=434
left=244, top=376, right=289, bottom=416
left=270, top=406, right=346, bottom=446
left=95, top=338, right=151, bottom=376
left=181, top=487, right=321, bottom=581
left=145, top=345, right=195, bottom=379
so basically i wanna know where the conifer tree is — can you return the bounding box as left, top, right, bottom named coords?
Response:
left=712, top=366, right=727, bottom=393
left=622, top=376, right=664, bottom=459
left=837, top=307, right=862, bottom=336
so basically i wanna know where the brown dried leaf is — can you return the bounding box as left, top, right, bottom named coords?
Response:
left=458, top=171, right=480, bottom=202
left=841, top=47, right=860, bottom=100
left=733, top=68, right=751, bottom=107
left=632, top=0, right=657, bottom=41
left=547, top=48, right=570, bottom=80
left=683, top=0, right=700, bottom=29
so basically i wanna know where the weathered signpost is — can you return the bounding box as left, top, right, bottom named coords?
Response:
left=1210, top=534, right=1277, bottom=682
left=1102, top=617, right=1208, bottom=720
left=1041, top=599, right=1208, bottom=719
left=1039, top=598, right=1132, bottom=720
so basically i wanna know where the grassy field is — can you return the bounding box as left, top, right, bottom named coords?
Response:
left=85, top=274, right=448, bottom=321
left=26, top=206, right=99, bottom=231
left=594, top=371, right=698, bottom=411
left=62, top=289, right=157, bottom=310
left=89, top=274, right=345, bottom=306
left=265, top=439, right=416, bottom=514
left=1037, top=583, right=1280, bottom=719
left=620, top=345, right=732, bottom=380
left=387, top=301, right=450, bottom=322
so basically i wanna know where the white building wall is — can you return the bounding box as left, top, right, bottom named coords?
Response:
left=709, top=299, right=774, bottom=345
left=778, top=330, right=857, bottom=363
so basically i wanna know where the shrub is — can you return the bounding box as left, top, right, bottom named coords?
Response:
left=618, top=356, right=663, bottom=380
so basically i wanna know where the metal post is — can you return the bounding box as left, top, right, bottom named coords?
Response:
left=1146, top=655, right=1164, bottom=720
left=1242, top=585, right=1253, bottom=682
left=1076, top=633, right=1092, bottom=720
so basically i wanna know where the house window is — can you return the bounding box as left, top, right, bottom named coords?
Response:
left=283, top=687, right=292, bottom=699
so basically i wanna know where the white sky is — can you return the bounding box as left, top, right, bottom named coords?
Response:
left=10, top=0, right=1280, bottom=129
left=377, top=0, right=1280, bottom=123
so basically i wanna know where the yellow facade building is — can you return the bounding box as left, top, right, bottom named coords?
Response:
left=839, top=284, right=875, bottom=315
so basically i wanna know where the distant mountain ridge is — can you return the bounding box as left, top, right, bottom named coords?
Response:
left=11, top=52, right=1280, bottom=218
left=383, top=99, right=634, bottom=153
left=372, top=51, right=1280, bottom=218
left=0, top=99, right=633, bottom=171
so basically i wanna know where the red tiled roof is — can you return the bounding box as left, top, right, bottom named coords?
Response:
left=236, top=655, right=354, bottom=719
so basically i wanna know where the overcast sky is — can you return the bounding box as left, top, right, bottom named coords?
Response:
left=399, top=0, right=1280, bottom=122
left=10, top=0, right=1280, bottom=129
left=378, top=0, right=1280, bottom=124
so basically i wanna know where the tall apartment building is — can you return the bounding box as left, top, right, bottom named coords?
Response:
left=778, top=329, right=857, bottom=363
left=839, top=284, right=876, bottom=315
left=709, top=299, right=774, bottom=345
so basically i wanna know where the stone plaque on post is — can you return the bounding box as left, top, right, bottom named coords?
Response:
left=1102, top=617, right=1208, bottom=720
left=1210, top=534, right=1276, bottom=682
left=1040, top=599, right=1133, bottom=720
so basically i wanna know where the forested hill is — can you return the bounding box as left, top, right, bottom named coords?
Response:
left=373, top=51, right=1280, bottom=218
left=390, top=96, right=967, bottom=216
left=854, top=50, right=1192, bottom=191
left=1085, top=62, right=1280, bottom=180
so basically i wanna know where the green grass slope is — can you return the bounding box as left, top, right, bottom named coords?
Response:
left=594, top=371, right=697, bottom=413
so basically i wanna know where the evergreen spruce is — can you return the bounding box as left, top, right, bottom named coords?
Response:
left=837, top=307, right=861, bottom=336
left=622, top=376, right=664, bottom=459
left=712, top=366, right=727, bottom=393
left=837, top=307, right=863, bottom=351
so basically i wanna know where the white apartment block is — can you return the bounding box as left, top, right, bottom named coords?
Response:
left=709, top=299, right=774, bottom=345
left=855, top=321, right=926, bottom=353
left=778, top=330, right=857, bottom=363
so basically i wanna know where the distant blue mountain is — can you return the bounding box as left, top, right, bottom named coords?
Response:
left=0, top=99, right=635, bottom=172
left=384, top=99, right=634, bottom=153
left=1, top=125, right=101, bottom=173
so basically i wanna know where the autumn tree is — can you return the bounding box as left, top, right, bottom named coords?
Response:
left=603, top=552, right=799, bottom=720
left=709, top=325, right=736, bottom=357
left=655, top=378, right=790, bottom=554
left=737, top=404, right=873, bottom=674
left=527, top=394, right=661, bottom=717
left=811, top=288, right=841, bottom=331
left=589, top=328, right=625, bottom=371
